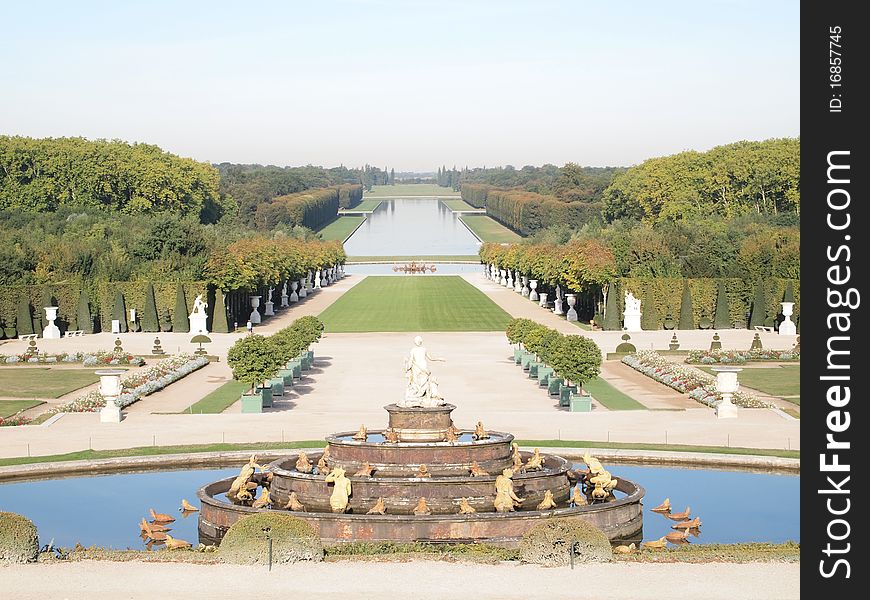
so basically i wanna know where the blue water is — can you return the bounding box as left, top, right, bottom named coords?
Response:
left=0, top=463, right=799, bottom=549
left=344, top=263, right=482, bottom=275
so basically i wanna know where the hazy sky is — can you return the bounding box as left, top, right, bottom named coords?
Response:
left=1, top=1, right=799, bottom=171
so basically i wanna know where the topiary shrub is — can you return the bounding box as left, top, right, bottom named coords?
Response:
left=212, top=290, right=230, bottom=334
left=0, top=512, right=39, bottom=564
left=678, top=280, right=694, bottom=330
left=76, top=288, right=94, bottom=333
left=173, top=283, right=189, bottom=333
left=219, top=513, right=323, bottom=565
left=713, top=280, right=731, bottom=329
left=142, top=282, right=160, bottom=332
left=602, top=283, right=620, bottom=330
left=519, top=518, right=611, bottom=566
left=112, top=290, right=128, bottom=333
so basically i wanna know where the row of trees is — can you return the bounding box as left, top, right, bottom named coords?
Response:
left=0, top=136, right=227, bottom=221
left=484, top=189, right=603, bottom=236
left=459, top=163, right=621, bottom=201
left=505, top=319, right=602, bottom=389
left=255, top=185, right=361, bottom=230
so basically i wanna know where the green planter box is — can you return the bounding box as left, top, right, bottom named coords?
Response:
left=269, top=377, right=285, bottom=397
left=548, top=377, right=563, bottom=397
left=278, top=369, right=294, bottom=386
left=528, top=362, right=541, bottom=378
left=569, top=394, right=592, bottom=412
left=300, top=355, right=312, bottom=371
left=537, top=367, right=554, bottom=386
left=241, top=393, right=263, bottom=413
left=306, top=349, right=314, bottom=360
left=513, top=348, right=523, bottom=364
left=559, top=384, right=577, bottom=407
left=287, top=360, right=302, bottom=378
left=257, top=386, right=273, bottom=408
left=520, top=353, right=535, bottom=370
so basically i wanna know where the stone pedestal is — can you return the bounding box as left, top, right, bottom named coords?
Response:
left=385, top=403, right=456, bottom=442
left=521, top=276, right=530, bottom=297
left=249, top=296, right=262, bottom=325
left=189, top=313, right=208, bottom=335
left=298, top=278, right=308, bottom=299
left=712, top=367, right=741, bottom=419
left=779, top=302, right=796, bottom=335
left=505, top=271, right=513, bottom=289
left=499, top=269, right=507, bottom=286
left=290, top=281, right=299, bottom=303
left=281, top=283, right=289, bottom=308
left=539, top=292, right=549, bottom=308
left=314, top=269, right=323, bottom=289
left=513, top=271, right=522, bottom=293
left=623, top=309, right=642, bottom=332
left=566, top=294, right=578, bottom=322
left=529, top=280, right=539, bottom=302
left=97, top=369, right=126, bottom=423
left=42, top=306, right=61, bottom=339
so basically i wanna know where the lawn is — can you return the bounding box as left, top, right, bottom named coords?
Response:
left=460, top=215, right=523, bottom=243
left=0, top=368, right=105, bottom=399
left=0, top=399, right=44, bottom=418
left=182, top=380, right=249, bottom=414
left=583, top=377, right=647, bottom=410
left=346, top=255, right=480, bottom=263
left=365, top=184, right=459, bottom=197
left=342, top=199, right=382, bottom=212
left=440, top=199, right=479, bottom=211
left=699, top=365, right=800, bottom=401
left=317, top=216, right=365, bottom=241
left=318, top=276, right=512, bottom=332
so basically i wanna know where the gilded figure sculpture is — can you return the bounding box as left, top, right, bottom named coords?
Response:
left=352, top=425, right=368, bottom=441
left=413, top=497, right=432, bottom=515
left=325, top=467, right=352, bottom=513
left=367, top=497, right=387, bottom=515
left=284, top=492, right=305, bottom=511
left=458, top=498, right=476, bottom=514
left=295, top=452, right=313, bottom=474
left=493, top=468, right=523, bottom=512
left=536, top=489, right=557, bottom=510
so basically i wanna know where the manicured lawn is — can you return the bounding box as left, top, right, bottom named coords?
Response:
left=0, top=399, right=44, bottom=418
left=318, top=276, right=512, bottom=332
left=317, top=216, right=365, bottom=241
left=583, top=377, right=647, bottom=410
left=0, top=368, right=105, bottom=399
left=342, top=199, right=382, bottom=212
left=460, top=215, right=523, bottom=242
left=346, top=255, right=480, bottom=263
left=440, top=199, right=479, bottom=211
left=365, top=184, right=459, bottom=197
left=182, top=380, right=249, bottom=414
left=699, top=365, right=800, bottom=400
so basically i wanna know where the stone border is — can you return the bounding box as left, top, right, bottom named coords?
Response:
left=0, top=446, right=798, bottom=483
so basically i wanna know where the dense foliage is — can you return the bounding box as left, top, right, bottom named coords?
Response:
left=255, top=187, right=340, bottom=230
left=227, top=334, right=283, bottom=392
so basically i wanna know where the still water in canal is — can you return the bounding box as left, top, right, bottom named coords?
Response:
left=0, top=464, right=798, bottom=549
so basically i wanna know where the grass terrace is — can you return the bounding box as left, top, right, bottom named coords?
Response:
left=182, top=380, right=249, bottom=414
left=699, top=365, right=800, bottom=404
left=0, top=368, right=107, bottom=399
left=341, top=199, right=382, bottom=212
left=440, top=199, right=480, bottom=211
left=460, top=215, right=523, bottom=243
left=317, top=216, right=365, bottom=241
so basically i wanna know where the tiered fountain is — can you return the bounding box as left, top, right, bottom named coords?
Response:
left=198, top=338, right=644, bottom=547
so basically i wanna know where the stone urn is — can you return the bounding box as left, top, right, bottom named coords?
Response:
left=290, top=281, right=299, bottom=303
left=539, top=292, right=549, bottom=308
left=264, top=287, right=275, bottom=316
left=499, top=269, right=507, bottom=286
left=42, top=306, right=61, bottom=339
left=521, top=276, right=530, bottom=297
left=566, top=294, right=578, bottom=322
left=249, top=295, right=262, bottom=324
left=529, top=280, right=539, bottom=302
left=281, top=283, right=289, bottom=307
left=97, top=369, right=126, bottom=423
left=779, top=302, right=796, bottom=335
left=490, top=264, right=498, bottom=281
left=299, top=278, right=308, bottom=299
left=712, top=367, right=741, bottom=419
left=314, top=269, right=323, bottom=289
left=505, top=270, right=514, bottom=289
left=513, top=271, right=522, bottom=293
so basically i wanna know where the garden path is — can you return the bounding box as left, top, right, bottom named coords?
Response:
left=599, top=361, right=697, bottom=410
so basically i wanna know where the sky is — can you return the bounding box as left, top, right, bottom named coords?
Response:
left=0, top=1, right=799, bottom=171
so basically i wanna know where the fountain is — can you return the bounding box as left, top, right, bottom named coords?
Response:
left=198, top=337, right=644, bottom=547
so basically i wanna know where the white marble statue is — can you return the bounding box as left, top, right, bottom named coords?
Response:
left=401, top=336, right=446, bottom=407
left=191, top=294, right=207, bottom=315
left=623, top=290, right=642, bottom=332
left=189, top=294, right=209, bottom=334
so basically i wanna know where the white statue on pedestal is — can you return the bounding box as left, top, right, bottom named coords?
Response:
left=188, top=294, right=209, bottom=334
left=623, top=290, right=642, bottom=332
left=401, top=336, right=446, bottom=408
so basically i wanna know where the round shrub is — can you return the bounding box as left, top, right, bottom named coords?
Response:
left=519, top=518, right=611, bottom=566
left=0, top=512, right=39, bottom=564
left=219, top=513, right=323, bottom=565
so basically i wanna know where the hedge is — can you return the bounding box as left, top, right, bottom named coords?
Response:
left=460, top=183, right=492, bottom=208
left=338, top=183, right=364, bottom=209
left=484, top=189, right=602, bottom=236
left=257, top=186, right=340, bottom=230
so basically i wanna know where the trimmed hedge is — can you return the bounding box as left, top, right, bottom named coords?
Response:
left=219, top=513, right=323, bottom=564
left=337, top=183, right=364, bottom=209
left=0, top=512, right=39, bottom=564
left=257, top=187, right=340, bottom=230
left=484, top=189, right=601, bottom=236
left=460, top=183, right=492, bottom=208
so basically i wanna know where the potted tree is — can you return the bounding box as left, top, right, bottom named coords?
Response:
left=505, top=318, right=537, bottom=364
left=549, top=335, right=602, bottom=411
left=227, top=334, right=282, bottom=413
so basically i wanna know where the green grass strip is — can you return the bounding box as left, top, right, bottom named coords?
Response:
left=342, top=199, right=382, bottom=212
left=318, top=276, right=512, bottom=332
left=583, top=377, right=647, bottom=410
left=0, top=368, right=105, bottom=399
left=317, top=215, right=365, bottom=241
left=698, top=365, right=800, bottom=397
left=0, top=400, right=45, bottom=418
left=440, top=199, right=479, bottom=211
left=0, top=438, right=798, bottom=468
left=182, top=380, right=249, bottom=414
left=459, top=215, right=523, bottom=242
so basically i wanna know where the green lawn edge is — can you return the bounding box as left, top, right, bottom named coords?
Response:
left=583, top=377, right=647, bottom=410
left=317, top=215, right=365, bottom=241
left=459, top=214, right=523, bottom=243
left=182, top=380, right=249, bottom=414
left=0, top=438, right=798, bottom=467
left=0, top=399, right=45, bottom=418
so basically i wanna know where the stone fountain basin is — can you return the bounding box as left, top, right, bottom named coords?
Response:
left=322, top=430, right=515, bottom=477
left=197, top=475, right=644, bottom=547
left=269, top=451, right=572, bottom=515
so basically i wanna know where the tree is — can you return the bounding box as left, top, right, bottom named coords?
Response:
left=521, top=324, right=551, bottom=359
left=678, top=280, right=694, bottom=330
left=212, top=290, right=230, bottom=333
left=15, top=295, right=34, bottom=335
left=142, top=282, right=160, bottom=332
left=389, top=168, right=395, bottom=185
left=173, top=283, right=189, bottom=333
left=227, top=334, right=282, bottom=393
left=38, top=286, right=54, bottom=331
left=505, top=318, right=537, bottom=347
left=713, top=280, right=731, bottom=329
left=112, top=290, right=128, bottom=333
left=782, top=280, right=795, bottom=303
left=76, top=288, right=94, bottom=333
left=549, top=335, right=602, bottom=389
left=640, top=284, right=659, bottom=330
left=748, top=280, right=766, bottom=329
left=602, top=282, right=620, bottom=330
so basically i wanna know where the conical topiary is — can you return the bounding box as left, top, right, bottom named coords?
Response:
left=173, top=283, right=189, bottom=333
left=748, top=280, right=766, bottom=329
left=76, top=288, right=94, bottom=333
left=38, top=286, right=54, bottom=331
left=16, top=294, right=35, bottom=335
left=640, top=284, right=659, bottom=330
left=142, top=282, right=160, bottom=332
left=112, top=290, right=128, bottom=333
left=713, top=280, right=731, bottom=329
left=212, top=290, right=230, bottom=333
left=783, top=281, right=795, bottom=303
left=602, top=282, right=620, bottom=330
left=678, top=280, right=694, bottom=330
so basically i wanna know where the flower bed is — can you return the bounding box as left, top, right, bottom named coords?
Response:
left=622, top=350, right=770, bottom=408
left=49, top=354, right=209, bottom=413
left=0, top=415, right=31, bottom=427
left=2, top=351, right=145, bottom=366
left=685, top=349, right=800, bottom=364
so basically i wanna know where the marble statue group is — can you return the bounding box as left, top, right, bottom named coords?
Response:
left=401, top=336, right=446, bottom=407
